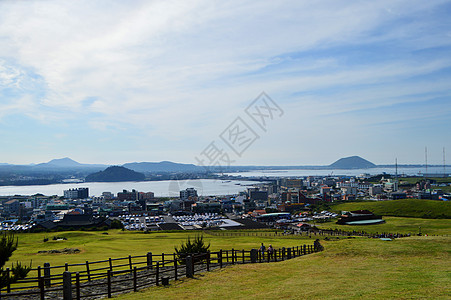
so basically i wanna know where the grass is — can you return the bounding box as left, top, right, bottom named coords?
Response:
left=8, top=230, right=312, bottom=271
left=6, top=221, right=451, bottom=299
left=399, top=177, right=451, bottom=185
left=330, top=199, right=451, bottom=219
left=116, top=236, right=451, bottom=300
left=315, top=216, right=451, bottom=236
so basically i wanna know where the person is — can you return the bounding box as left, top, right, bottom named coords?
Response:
left=259, top=243, right=266, bottom=259
left=267, top=244, right=274, bottom=260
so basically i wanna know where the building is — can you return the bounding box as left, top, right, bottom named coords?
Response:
left=4, top=199, right=20, bottom=216
left=64, top=188, right=89, bottom=199
left=249, top=190, right=268, bottom=202
left=180, top=188, right=198, bottom=201
left=117, top=190, right=138, bottom=201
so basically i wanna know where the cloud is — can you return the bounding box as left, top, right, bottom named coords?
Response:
left=0, top=0, right=450, bottom=164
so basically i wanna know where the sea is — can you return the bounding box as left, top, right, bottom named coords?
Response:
left=223, top=166, right=448, bottom=178
left=0, top=179, right=262, bottom=197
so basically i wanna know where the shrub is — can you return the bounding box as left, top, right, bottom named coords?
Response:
left=175, top=235, right=210, bottom=262
left=0, top=233, right=31, bottom=288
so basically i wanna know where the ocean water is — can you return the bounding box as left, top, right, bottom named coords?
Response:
left=0, top=179, right=262, bottom=197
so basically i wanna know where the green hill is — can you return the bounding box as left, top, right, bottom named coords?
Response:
left=331, top=199, right=451, bottom=219
left=329, top=156, right=376, bottom=169
left=85, top=166, right=145, bottom=182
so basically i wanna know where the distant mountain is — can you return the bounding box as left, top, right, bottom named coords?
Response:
left=40, top=157, right=82, bottom=167
left=32, top=157, right=108, bottom=170
left=123, top=161, right=201, bottom=173
left=329, top=156, right=376, bottom=169
left=85, top=166, right=146, bottom=182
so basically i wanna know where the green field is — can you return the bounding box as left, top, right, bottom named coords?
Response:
left=399, top=177, right=451, bottom=185
left=9, top=230, right=311, bottom=271
left=330, top=199, right=451, bottom=219
left=316, top=216, right=451, bottom=236
left=116, top=236, right=451, bottom=300
left=5, top=219, right=451, bottom=299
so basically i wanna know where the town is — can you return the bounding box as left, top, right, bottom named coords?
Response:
left=1, top=173, right=449, bottom=232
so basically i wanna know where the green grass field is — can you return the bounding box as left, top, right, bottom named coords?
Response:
left=316, top=216, right=451, bottom=236
left=8, top=230, right=312, bottom=271
left=330, top=199, right=451, bottom=219
left=6, top=217, right=451, bottom=299
left=116, top=236, right=451, bottom=300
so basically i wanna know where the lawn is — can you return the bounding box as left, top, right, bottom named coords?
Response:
left=9, top=230, right=312, bottom=271
left=116, top=236, right=451, bottom=300
left=330, top=199, right=451, bottom=219
left=315, top=216, right=451, bottom=236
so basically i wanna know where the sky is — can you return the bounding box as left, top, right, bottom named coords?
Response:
left=0, top=0, right=450, bottom=166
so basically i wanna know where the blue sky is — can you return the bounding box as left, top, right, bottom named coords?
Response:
left=0, top=0, right=450, bottom=166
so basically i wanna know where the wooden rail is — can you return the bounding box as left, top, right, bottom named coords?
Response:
left=0, top=242, right=323, bottom=299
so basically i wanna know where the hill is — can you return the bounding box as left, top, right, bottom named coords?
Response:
left=329, top=156, right=376, bottom=169
left=122, top=161, right=201, bottom=173
left=331, top=199, right=451, bottom=219
left=85, top=166, right=145, bottom=182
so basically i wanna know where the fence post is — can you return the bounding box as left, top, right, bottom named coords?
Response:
left=250, top=249, right=258, bottom=263
left=232, top=249, right=235, bottom=264
left=128, top=255, right=132, bottom=270
left=186, top=256, right=193, bottom=278
left=76, top=273, right=80, bottom=300
left=39, top=275, right=45, bottom=300
left=44, top=262, right=51, bottom=287
left=6, top=268, right=10, bottom=293
left=282, top=247, right=285, bottom=261
left=207, top=252, right=210, bottom=271
left=274, top=249, right=277, bottom=262
left=156, top=262, right=160, bottom=286
left=147, top=252, right=153, bottom=269
left=287, top=248, right=292, bottom=259
left=65, top=263, right=69, bottom=272
left=303, top=244, right=307, bottom=255
left=85, top=261, right=91, bottom=282
left=133, top=267, right=137, bottom=292
left=107, top=270, right=111, bottom=298
left=162, top=253, right=165, bottom=267
left=219, top=250, right=223, bottom=268
left=242, top=249, right=245, bottom=263
left=63, top=271, right=72, bottom=300
left=174, top=256, right=178, bottom=281
left=109, top=258, right=113, bottom=273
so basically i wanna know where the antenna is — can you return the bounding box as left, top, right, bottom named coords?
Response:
left=425, top=146, right=428, bottom=177
left=395, top=158, right=398, bottom=192
left=395, top=158, right=398, bottom=178
left=444, top=147, right=446, bottom=176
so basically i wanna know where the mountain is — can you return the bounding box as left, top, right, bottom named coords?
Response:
left=85, top=166, right=146, bottom=182
left=41, top=157, right=82, bottom=167
left=122, top=161, right=201, bottom=173
left=32, top=157, right=108, bottom=171
left=329, top=156, right=376, bottom=169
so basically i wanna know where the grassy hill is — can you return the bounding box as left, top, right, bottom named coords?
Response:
left=330, top=199, right=451, bottom=219
left=8, top=227, right=450, bottom=299
left=117, top=236, right=451, bottom=300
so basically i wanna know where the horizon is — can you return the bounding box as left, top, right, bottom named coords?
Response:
left=1, top=1, right=450, bottom=166
left=2, top=156, right=451, bottom=168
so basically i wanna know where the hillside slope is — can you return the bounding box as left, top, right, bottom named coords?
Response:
left=331, top=199, right=451, bottom=219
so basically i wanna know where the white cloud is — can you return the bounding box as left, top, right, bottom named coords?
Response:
left=0, top=0, right=450, bottom=164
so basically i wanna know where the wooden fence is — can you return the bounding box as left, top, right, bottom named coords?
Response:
left=0, top=242, right=322, bottom=299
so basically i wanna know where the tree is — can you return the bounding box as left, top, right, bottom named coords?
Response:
left=0, top=232, right=31, bottom=288
left=174, top=234, right=210, bottom=262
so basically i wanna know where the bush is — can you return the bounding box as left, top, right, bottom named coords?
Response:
left=0, top=233, right=31, bottom=288
left=175, top=235, right=210, bottom=262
